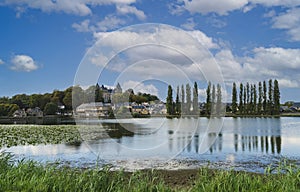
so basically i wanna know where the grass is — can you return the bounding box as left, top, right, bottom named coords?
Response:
left=0, top=125, right=82, bottom=148
left=0, top=153, right=300, bottom=192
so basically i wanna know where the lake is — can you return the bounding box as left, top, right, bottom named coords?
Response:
left=3, top=117, right=300, bottom=173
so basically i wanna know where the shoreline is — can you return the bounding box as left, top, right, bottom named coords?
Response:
left=1, top=113, right=300, bottom=125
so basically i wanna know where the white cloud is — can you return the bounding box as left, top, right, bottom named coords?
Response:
left=10, top=55, right=38, bottom=72
left=175, top=0, right=300, bottom=15
left=213, top=47, right=300, bottom=88
left=95, top=16, right=126, bottom=32
left=1, top=0, right=137, bottom=16
left=122, top=80, right=159, bottom=96
left=72, top=16, right=126, bottom=33
left=277, top=79, right=299, bottom=88
left=116, top=4, right=146, bottom=20
left=271, top=8, right=300, bottom=41
left=181, top=0, right=248, bottom=15
left=181, top=18, right=196, bottom=30
left=72, top=19, right=91, bottom=32
left=187, top=30, right=219, bottom=49
left=0, top=59, right=4, bottom=65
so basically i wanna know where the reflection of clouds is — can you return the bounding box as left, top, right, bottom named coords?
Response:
left=6, top=144, right=91, bottom=156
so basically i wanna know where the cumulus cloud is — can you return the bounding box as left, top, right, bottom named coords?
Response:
left=122, top=80, right=159, bottom=96
left=0, top=59, right=4, bottom=65
left=181, top=18, right=196, bottom=30
left=214, top=47, right=300, bottom=88
left=10, top=55, right=38, bottom=72
left=180, top=0, right=248, bottom=15
left=73, top=16, right=126, bottom=32
left=173, top=0, right=300, bottom=15
left=95, top=16, right=126, bottom=32
left=116, top=4, right=146, bottom=20
left=72, top=19, right=91, bottom=32
left=0, top=0, right=137, bottom=16
left=271, top=8, right=300, bottom=41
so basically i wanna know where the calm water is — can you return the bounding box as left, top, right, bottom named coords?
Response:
left=3, top=117, right=300, bottom=172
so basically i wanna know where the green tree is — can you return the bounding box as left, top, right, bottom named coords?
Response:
left=232, top=82, right=238, bottom=114
left=257, top=82, right=263, bottom=115
left=44, top=102, right=58, bottom=115
left=186, top=84, right=192, bottom=115
left=253, top=84, right=257, bottom=114
left=175, top=86, right=181, bottom=115
left=246, top=83, right=250, bottom=114
left=216, top=84, right=222, bottom=116
left=211, top=84, right=216, bottom=115
left=263, top=81, right=267, bottom=114
left=11, top=94, right=30, bottom=109
left=206, top=82, right=211, bottom=115
left=193, top=82, right=198, bottom=116
left=239, top=83, right=243, bottom=114
left=243, top=86, right=246, bottom=115
left=181, top=84, right=185, bottom=115
left=0, top=104, right=19, bottom=116
left=268, top=79, right=273, bottom=115
left=95, top=83, right=104, bottom=102
left=273, top=79, right=280, bottom=115
left=166, top=85, right=174, bottom=115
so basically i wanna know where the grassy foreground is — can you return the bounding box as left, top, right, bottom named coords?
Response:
left=0, top=153, right=300, bottom=191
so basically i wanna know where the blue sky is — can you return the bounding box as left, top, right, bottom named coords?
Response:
left=0, top=0, right=300, bottom=102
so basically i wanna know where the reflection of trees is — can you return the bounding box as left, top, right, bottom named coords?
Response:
left=234, top=118, right=282, bottom=154
left=167, top=118, right=282, bottom=155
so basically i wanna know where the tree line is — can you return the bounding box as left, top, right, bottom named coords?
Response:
left=166, top=79, right=280, bottom=117
left=166, top=82, right=224, bottom=116
left=231, top=79, right=280, bottom=115
left=0, top=83, right=159, bottom=117
left=166, top=83, right=199, bottom=116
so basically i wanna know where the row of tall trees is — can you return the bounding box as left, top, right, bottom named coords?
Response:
left=231, top=79, right=280, bottom=115
left=166, top=82, right=199, bottom=116
left=206, top=83, right=224, bottom=115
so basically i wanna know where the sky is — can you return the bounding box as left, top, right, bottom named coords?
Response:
left=0, top=0, right=300, bottom=102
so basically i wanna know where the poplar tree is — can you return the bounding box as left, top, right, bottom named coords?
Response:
left=258, top=82, right=263, bottom=115
left=268, top=79, right=273, bottom=115
left=193, top=82, right=199, bottom=116
left=253, top=84, right=257, bottom=114
left=175, top=86, right=181, bottom=115
left=186, top=84, right=192, bottom=115
left=239, top=83, right=243, bottom=114
left=166, top=85, right=174, bottom=115
left=212, top=84, right=216, bottom=114
left=263, top=81, right=267, bottom=114
left=273, top=79, right=280, bottom=115
left=216, top=84, right=222, bottom=116
left=246, top=83, right=250, bottom=114
left=232, top=82, right=237, bottom=113
left=181, top=84, right=185, bottom=115
left=206, top=82, right=211, bottom=115
left=243, top=85, right=247, bottom=115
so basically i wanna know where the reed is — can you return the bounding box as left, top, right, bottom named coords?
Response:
left=0, top=153, right=299, bottom=191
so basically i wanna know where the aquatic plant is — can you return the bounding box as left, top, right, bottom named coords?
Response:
left=0, top=125, right=82, bottom=148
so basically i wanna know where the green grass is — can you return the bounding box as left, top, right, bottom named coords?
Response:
left=0, top=125, right=82, bottom=148
left=0, top=153, right=300, bottom=191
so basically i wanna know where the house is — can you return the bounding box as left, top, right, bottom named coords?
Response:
left=130, top=105, right=150, bottom=115
left=13, top=109, right=27, bottom=118
left=76, top=102, right=111, bottom=117
left=26, top=107, right=43, bottom=117
left=292, top=102, right=300, bottom=110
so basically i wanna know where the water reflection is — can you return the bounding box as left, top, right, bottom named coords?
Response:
left=4, top=117, right=300, bottom=172
left=167, top=118, right=282, bottom=155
